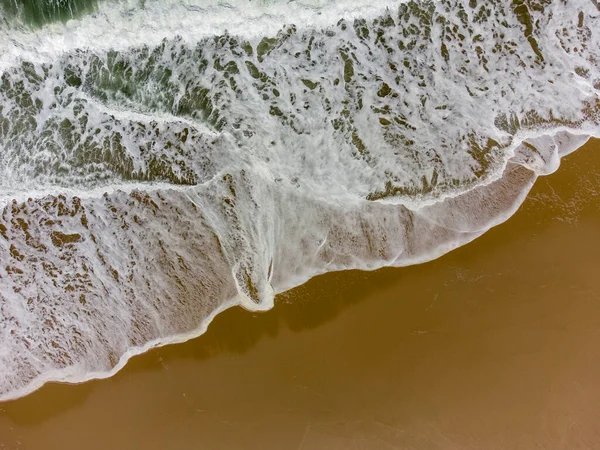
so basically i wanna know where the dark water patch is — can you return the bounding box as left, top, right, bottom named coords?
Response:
left=1, top=0, right=99, bottom=27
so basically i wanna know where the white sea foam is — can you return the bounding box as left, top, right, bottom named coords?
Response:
left=0, top=0, right=599, bottom=401
left=0, top=0, right=401, bottom=70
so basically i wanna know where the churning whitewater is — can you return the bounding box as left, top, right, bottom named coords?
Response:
left=0, top=0, right=599, bottom=401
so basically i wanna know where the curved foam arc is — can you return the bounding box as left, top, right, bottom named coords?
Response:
left=0, top=127, right=589, bottom=209
left=74, top=90, right=221, bottom=137
left=1, top=295, right=243, bottom=403
left=0, top=131, right=594, bottom=404
left=0, top=131, right=597, bottom=401
left=0, top=0, right=599, bottom=401
left=403, top=129, right=594, bottom=212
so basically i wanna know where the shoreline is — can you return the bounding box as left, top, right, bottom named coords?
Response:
left=0, top=134, right=598, bottom=403
left=0, top=135, right=600, bottom=405
left=0, top=137, right=599, bottom=449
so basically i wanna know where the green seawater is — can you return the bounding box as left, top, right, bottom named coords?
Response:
left=1, top=0, right=99, bottom=27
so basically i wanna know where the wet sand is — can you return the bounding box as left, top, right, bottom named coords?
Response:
left=1, top=138, right=599, bottom=450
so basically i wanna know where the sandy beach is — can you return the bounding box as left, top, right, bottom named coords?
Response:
left=0, top=138, right=599, bottom=449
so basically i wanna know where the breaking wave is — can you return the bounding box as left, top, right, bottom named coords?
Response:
left=0, top=0, right=599, bottom=400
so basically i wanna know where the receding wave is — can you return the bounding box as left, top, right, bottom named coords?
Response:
left=0, top=0, right=599, bottom=401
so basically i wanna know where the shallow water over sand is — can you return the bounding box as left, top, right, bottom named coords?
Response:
left=0, top=138, right=599, bottom=449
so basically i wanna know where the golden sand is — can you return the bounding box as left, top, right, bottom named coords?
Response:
left=0, top=139, right=599, bottom=450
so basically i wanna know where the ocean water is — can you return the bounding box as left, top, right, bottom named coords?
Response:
left=0, top=0, right=598, bottom=401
